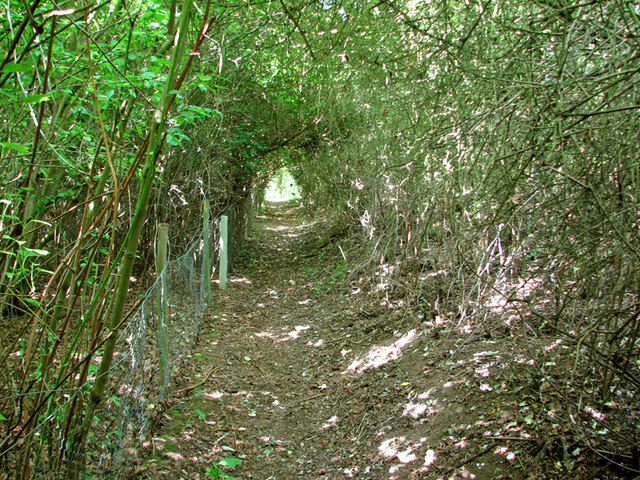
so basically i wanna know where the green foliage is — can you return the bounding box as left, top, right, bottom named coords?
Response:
left=0, top=142, right=29, bottom=153
left=1, top=0, right=638, bottom=477
left=303, top=248, right=348, bottom=299
left=265, top=168, right=301, bottom=202
left=0, top=0, right=213, bottom=476
left=206, top=458, right=243, bottom=479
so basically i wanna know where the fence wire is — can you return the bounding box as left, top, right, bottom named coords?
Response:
left=91, top=217, right=221, bottom=478
left=0, top=214, right=221, bottom=480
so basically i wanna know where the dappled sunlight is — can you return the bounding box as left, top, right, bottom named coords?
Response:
left=485, top=291, right=508, bottom=311
left=403, top=402, right=427, bottom=419
left=418, top=388, right=436, bottom=399
left=473, top=350, right=501, bottom=384
left=495, top=445, right=517, bottom=461
left=516, top=354, right=535, bottom=366
left=453, top=437, right=469, bottom=449
left=545, top=339, right=563, bottom=352
left=378, top=436, right=428, bottom=477
left=379, top=437, right=414, bottom=461
left=403, top=394, right=440, bottom=419
left=584, top=406, right=605, bottom=421
left=143, top=196, right=598, bottom=480
left=263, top=225, right=304, bottom=238
left=460, top=322, right=474, bottom=334
left=162, top=451, right=184, bottom=461
left=424, top=448, right=437, bottom=467
left=372, top=262, right=397, bottom=293
left=343, top=466, right=358, bottom=477
left=475, top=361, right=496, bottom=377
left=284, top=325, right=310, bottom=340
left=322, top=415, right=339, bottom=429
left=343, top=329, right=417, bottom=374
left=141, top=200, right=558, bottom=480
left=485, top=276, right=546, bottom=314
left=203, top=391, right=225, bottom=399
left=229, top=277, right=252, bottom=284
left=422, top=313, right=448, bottom=328
left=443, top=378, right=466, bottom=389
left=419, top=269, right=447, bottom=281
left=255, top=325, right=311, bottom=342
left=359, top=209, right=374, bottom=240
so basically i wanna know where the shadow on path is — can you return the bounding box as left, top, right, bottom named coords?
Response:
left=142, top=200, right=526, bottom=480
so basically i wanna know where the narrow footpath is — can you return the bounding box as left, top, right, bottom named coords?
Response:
left=142, top=201, right=526, bottom=480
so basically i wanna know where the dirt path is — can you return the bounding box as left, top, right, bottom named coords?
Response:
left=142, top=201, right=530, bottom=480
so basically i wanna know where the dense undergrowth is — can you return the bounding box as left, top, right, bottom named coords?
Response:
left=1, top=0, right=639, bottom=477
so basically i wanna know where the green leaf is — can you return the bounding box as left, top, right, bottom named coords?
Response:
left=0, top=413, right=7, bottom=420
left=166, top=134, right=179, bottom=146
left=22, top=248, right=49, bottom=257
left=0, top=142, right=29, bottom=153
left=195, top=409, right=206, bottom=419
left=23, top=93, right=53, bottom=104
left=206, top=466, right=220, bottom=478
left=2, top=63, right=35, bottom=73
left=30, top=220, right=53, bottom=229
left=219, top=458, right=242, bottom=467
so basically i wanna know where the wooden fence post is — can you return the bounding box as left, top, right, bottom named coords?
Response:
left=203, top=199, right=212, bottom=305
left=156, top=223, right=169, bottom=391
left=219, top=215, right=228, bottom=290
left=157, top=224, right=169, bottom=276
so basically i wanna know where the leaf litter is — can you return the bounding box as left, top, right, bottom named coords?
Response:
left=139, top=201, right=624, bottom=480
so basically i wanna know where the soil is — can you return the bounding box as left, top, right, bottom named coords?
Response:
left=137, top=201, right=608, bottom=480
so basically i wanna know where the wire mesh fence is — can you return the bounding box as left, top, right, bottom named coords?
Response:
left=90, top=216, right=220, bottom=478
left=0, top=209, right=225, bottom=480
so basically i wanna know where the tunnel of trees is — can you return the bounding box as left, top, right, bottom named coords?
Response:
left=1, top=0, right=639, bottom=478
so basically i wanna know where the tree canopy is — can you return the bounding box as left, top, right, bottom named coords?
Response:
left=1, top=0, right=639, bottom=477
